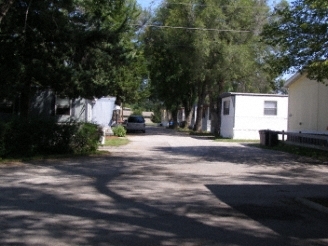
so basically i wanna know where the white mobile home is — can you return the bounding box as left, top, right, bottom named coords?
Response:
left=285, top=73, right=328, bottom=134
left=29, top=90, right=116, bottom=126
left=0, top=89, right=118, bottom=136
left=220, top=92, right=288, bottom=139
left=29, top=90, right=118, bottom=135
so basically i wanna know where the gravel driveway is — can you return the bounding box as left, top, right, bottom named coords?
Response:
left=0, top=126, right=328, bottom=246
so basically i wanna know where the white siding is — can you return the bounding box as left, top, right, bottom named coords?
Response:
left=71, top=98, right=86, bottom=121
left=220, top=94, right=288, bottom=139
left=234, top=95, right=288, bottom=139
left=91, top=97, right=116, bottom=127
left=86, top=101, right=93, bottom=122
left=220, top=97, right=235, bottom=138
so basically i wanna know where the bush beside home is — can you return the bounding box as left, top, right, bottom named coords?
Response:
left=112, top=125, right=127, bottom=137
left=0, top=118, right=102, bottom=158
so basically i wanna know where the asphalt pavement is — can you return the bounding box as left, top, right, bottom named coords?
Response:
left=0, top=126, right=328, bottom=246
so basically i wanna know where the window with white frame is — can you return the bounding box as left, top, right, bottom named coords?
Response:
left=223, top=100, right=230, bottom=115
left=264, top=101, right=277, bottom=115
left=56, top=97, right=70, bottom=115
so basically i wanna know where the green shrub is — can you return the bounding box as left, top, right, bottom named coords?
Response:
left=70, top=122, right=102, bottom=154
left=112, top=125, right=126, bottom=137
left=151, top=112, right=161, bottom=123
left=0, top=118, right=78, bottom=157
left=49, top=122, right=78, bottom=154
left=0, top=118, right=102, bottom=158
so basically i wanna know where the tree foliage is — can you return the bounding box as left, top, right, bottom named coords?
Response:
left=143, top=1, right=197, bottom=126
left=0, top=0, right=144, bottom=116
left=0, top=0, right=14, bottom=23
left=144, top=0, right=274, bottom=131
left=261, top=0, right=328, bottom=82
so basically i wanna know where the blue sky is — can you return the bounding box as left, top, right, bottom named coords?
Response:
left=136, top=0, right=158, bottom=8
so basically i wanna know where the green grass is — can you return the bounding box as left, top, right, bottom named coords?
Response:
left=0, top=152, right=109, bottom=164
left=215, top=138, right=260, bottom=143
left=146, top=122, right=160, bottom=127
left=252, top=142, right=328, bottom=163
left=177, top=128, right=192, bottom=133
left=104, top=137, right=129, bottom=147
left=184, top=130, right=261, bottom=143
left=0, top=138, right=129, bottom=163
left=189, top=131, right=213, bottom=136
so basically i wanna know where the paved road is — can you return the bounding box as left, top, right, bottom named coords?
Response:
left=1, top=126, right=328, bottom=246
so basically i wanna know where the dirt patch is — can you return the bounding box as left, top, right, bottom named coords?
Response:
left=106, top=136, right=119, bottom=139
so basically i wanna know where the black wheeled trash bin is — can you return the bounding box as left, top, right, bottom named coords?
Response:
left=259, top=130, right=279, bottom=146
left=268, top=131, right=279, bottom=146
left=259, top=130, right=269, bottom=146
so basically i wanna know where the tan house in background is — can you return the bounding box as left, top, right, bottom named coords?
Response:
left=122, top=108, right=153, bottom=124
left=285, top=73, right=328, bottom=134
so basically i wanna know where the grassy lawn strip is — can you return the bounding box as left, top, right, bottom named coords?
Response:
left=189, top=131, right=213, bottom=136
left=182, top=129, right=261, bottom=143
left=0, top=152, right=109, bottom=164
left=104, top=136, right=129, bottom=146
left=252, top=142, right=328, bottom=163
left=0, top=138, right=129, bottom=164
left=215, top=138, right=260, bottom=143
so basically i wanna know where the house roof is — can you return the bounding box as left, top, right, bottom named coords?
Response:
left=220, top=92, right=288, bottom=99
left=284, top=73, right=304, bottom=88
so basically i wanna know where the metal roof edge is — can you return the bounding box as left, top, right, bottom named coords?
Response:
left=284, top=73, right=303, bottom=88
left=219, top=92, right=288, bottom=98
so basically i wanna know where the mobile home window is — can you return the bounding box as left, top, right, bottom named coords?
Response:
left=223, top=100, right=230, bottom=115
left=56, top=97, right=70, bottom=115
left=264, top=101, right=277, bottom=115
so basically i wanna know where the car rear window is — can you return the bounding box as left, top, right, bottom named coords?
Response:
left=128, top=116, right=145, bottom=123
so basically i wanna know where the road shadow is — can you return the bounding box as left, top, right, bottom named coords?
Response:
left=206, top=184, right=328, bottom=239
left=153, top=145, right=323, bottom=166
left=1, top=124, right=328, bottom=246
left=0, top=154, right=319, bottom=245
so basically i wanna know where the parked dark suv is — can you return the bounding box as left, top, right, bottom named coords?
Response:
left=126, top=115, right=146, bottom=133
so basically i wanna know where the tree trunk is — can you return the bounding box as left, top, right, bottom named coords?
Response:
left=181, top=99, right=193, bottom=129
left=193, top=80, right=206, bottom=132
left=210, top=81, right=225, bottom=137
left=171, top=107, right=178, bottom=129
left=193, top=103, right=203, bottom=132
left=0, top=0, right=15, bottom=24
left=185, top=109, right=193, bottom=129
left=19, top=82, right=31, bottom=118
left=210, top=96, right=222, bottom=137
left=210, top=97, right=219, bottom=137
